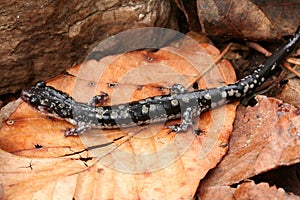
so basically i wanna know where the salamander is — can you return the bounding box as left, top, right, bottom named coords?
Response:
left=21, top=25, right=300, bottom=136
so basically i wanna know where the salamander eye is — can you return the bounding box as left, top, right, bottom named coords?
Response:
left=36, top=81, right=46, bottom=88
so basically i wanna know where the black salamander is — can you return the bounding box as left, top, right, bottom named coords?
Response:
left=21, top=26, right=300, bottom=136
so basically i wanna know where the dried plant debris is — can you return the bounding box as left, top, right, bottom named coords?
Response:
left=198, top=96, right=300, bottom=199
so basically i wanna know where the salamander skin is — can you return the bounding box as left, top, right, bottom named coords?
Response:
left=21, top=25, right=300, bottom=136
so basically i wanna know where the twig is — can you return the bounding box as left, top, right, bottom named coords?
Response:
left=246, top=42, right=272, bottom=57
left=286, top=57, right=300, bottom=66
left=282, top=62, right=300, bottom=79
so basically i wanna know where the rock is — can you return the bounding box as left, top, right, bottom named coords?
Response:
left=0, top=0, right=177, bottom=95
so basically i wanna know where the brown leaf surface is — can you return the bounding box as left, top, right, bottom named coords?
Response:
left=198, top=96, right=300, bottom=198
left=233, top=181, right=300, bottom=200
left=199, top=180, right=300, bottom=200
left=276, top=78, right=300, bottom=109
left=198, top=0, right=300, bottom=40
left=0, top=42, right=238, bottom=199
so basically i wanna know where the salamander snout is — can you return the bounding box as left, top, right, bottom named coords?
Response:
left=20, top=89, right=32, bottom=103
left=21, top=81, right=75, bottom=118
left=21, top=81, right=47, bottom=105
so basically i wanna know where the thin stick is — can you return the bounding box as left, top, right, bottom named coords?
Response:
left=247, top=42, right=272, bottom=57
left=283, top=62, right=300, bottom=78
left=286, top=57, right=300, bottom=66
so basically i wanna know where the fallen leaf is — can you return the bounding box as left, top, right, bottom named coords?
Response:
left=197, top=0, right=300, bottom=40
left=198, top=180, right=300, bottom=200
left=233, top=181, right=300, bottom=200
left=0, top=40, right=238, bottom=199
left=276, top=78, right=300, bottom=109
left=198, top=95, right=300, bottom=198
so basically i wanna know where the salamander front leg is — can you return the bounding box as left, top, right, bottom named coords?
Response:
left=170, top=83, right=187, bottom=95
left=87, top=91, right=109, bottom=106
left=167, top=107, right=193, bottom=133
left=63, top=122, right=92, bottom=137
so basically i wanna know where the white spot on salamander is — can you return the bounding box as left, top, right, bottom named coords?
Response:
left=61, top=110, right=67, bottom=116
left=204, top=93, right=211, bottom=100
left=221, top=91, right=227, bottom=98
left=227, top=89, right=234, bottom=96
left=182, top=96, right=189, bottom=103
left=142, top=105, right=149, bottom=114
left=120, top=110, right=129, bottom=118
left=110, top=111, right=118, bottom=119
left=171, top=99, right=179, bottom=106
left=211, top=102, right=217, bottom=108
left=96, top=112, right=104, bottom=119
left=243, top=84, right=249, bottom=93
left=149, top=104, right=156, bottom=111
left=271, top=63, right=276, bottom=70
left=58, top=103, right=65, bottom=108
left=139, top=100, right=146, bottom=104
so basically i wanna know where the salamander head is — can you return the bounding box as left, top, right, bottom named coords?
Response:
left=21, top=81, right=74, bottom=118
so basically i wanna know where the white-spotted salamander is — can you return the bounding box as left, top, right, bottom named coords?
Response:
left=21, top=25, right=300, bottom=136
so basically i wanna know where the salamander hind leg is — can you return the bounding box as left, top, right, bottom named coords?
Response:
left=63, top=122, right=92, bottom=137
left=167, top=107, right=193, bottom=134
left=170, top=83, right=187, bottom=95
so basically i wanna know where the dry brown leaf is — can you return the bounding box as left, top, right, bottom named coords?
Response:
left=198, top=0, right=300, bottom=40
left=0, top=148, right=89, bottom=199
left=0, top=42, right=238, bottom=199
left=199, top=180, right=300, bottom=200
left=198, top=95, right=300, bottom=198
left=276, top=79, right=300, bottom=109
left=233, top=181, right=300, bottom=200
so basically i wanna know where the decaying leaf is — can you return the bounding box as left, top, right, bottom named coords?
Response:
left=198, top=0, right=300, bottom=40
left=233, top=181, right=300, bottom=200
left=198, top=96, right=300, bottom=198
left=199, top=180, right=300, bottom=200
left=0, top=42, right=238, bottom=199
left=276, top=79, right=300, bottom=109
